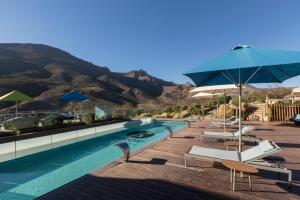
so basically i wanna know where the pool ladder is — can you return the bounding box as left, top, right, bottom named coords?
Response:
left=115, top=142, right=130, bottom=162
left=166, top=127, right=173, bottom=138
left=115, top=127, right=174, bottom=163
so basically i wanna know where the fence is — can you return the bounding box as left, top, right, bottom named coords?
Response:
left=0, top=118, right=153, bottom=163
left=268, top=104, right=300, bottom=122
left=0, top=107, right=164, bottom=124
left=0, top=110, right=61, bottom=124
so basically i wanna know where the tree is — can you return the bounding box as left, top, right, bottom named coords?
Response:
left=217, top=96, right=226, bottom=104
left=164, top=106, right=172, bottom=113
left=231, top=96, right=248, bottom=107
left=173, top=105, right=181, bottom=113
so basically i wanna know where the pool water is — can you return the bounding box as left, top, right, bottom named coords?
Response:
left=0, top=120, right=187, bottom=199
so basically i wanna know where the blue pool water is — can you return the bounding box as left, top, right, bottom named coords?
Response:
left=0, top=120, right=187, bottom=199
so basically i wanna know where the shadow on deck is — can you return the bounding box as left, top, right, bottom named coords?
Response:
left=38, top=175, right=232, bottom=200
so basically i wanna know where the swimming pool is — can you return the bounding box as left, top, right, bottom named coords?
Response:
left=0, top=120, right=187, bottom=199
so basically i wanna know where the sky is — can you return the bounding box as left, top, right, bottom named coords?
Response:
left=0, top=0, right=300, bottom=87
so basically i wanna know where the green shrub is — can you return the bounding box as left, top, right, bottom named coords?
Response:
left=173, top=105, right=181, bottom=113
left=180, top=110, right=191, bottom=118
left=217, top=96, right=226, bottom=104
left=267, top=107, right=273, bottom=121
left=231, top=96, right=248, bottom=107
left=256, top=96, right=266, bottom=103
left=188, top=103, right=203, bottom=117
left=243, top=103, right=250, bottom=119
left=40, top=114, right=61, bottom=127
left=294, top=100, right=300, bottom=106
left=130, top=108, right=142, bottom=116
left=164, top=106, right=173, bottom=113
left=81, top=112, right=95, bottom=124
left=181, top=105, right=188, bottom=111
left=2, top=117, right=37, bottom=135
left=204, top=100, right=214, bottom=109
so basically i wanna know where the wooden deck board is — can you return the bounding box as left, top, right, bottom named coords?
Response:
left=38, top=120, right=300, bottom=200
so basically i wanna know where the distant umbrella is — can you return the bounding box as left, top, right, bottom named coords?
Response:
left=0, top=90, right=32, bottom=117
left=60, top=90, right=89, bottom=102
left=192, top=92, right=223, bottom=98
left=60, top=90, right=89, bottom=116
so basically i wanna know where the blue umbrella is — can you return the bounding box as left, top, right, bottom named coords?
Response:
left=184, top=45, right=300, bottom=151
left=60, top=90, right=89, bottom=102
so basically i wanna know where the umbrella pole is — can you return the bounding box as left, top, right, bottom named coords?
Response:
left=217, top=99, right=219, bottom=119
left=16, top=101, right=18, bottom=118
left=238, top=69, right=242, bottom=152
left=238, top=85, right=242, bottom=152
left=223, top=89, right=226, bottom=133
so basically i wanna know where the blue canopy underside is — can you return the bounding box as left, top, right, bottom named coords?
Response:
left=60, top=91, right=89, bottom=102
left=185, top=63, right=300, bottom=86
left=184, top=47, right=300, bottom=87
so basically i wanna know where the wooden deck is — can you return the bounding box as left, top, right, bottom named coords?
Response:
left=38, top=120, right=300, bottom=200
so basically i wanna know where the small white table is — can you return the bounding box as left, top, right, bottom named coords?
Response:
left=222, top=160, right=259, bottom=191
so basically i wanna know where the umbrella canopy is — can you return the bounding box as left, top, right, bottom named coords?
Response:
left=184, top=45, right=300, bottom=152
left=190, top=84, right=256, bottom=94
left=0, top=90, right=32, bottom=117
left=192, top=92, right=223, bottom=98
left=292, top=87, right=300, bottom=96
left=60, top=91, right=89, bottom=102
left=184, top=45, right=300, bottom=86
left=0, top=90, right=32, bottom=102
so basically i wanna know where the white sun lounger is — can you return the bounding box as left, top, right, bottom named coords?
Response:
left=184, top=140, right=292, bottom=187
left=210, top=118, right=240, bottom=128
left=202, top=125, right=257, bottom=141
left=211, top=116, right=235, bottom=123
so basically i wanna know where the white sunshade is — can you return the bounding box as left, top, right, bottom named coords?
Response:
left=292, top=87, right=300, bottom=95
left=192, top=92, right=223, bottom=98
left=190, top=84, right=256, bottom=93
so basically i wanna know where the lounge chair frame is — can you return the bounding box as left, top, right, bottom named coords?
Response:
left=184, top=142, right=292, bottom=188
left=201, top=126, right=258, bottom=142
left=209, top=118, right=240, bottom=129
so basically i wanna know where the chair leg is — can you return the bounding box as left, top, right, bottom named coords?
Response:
left=276, top=162, right=281, bottom=179
left=233, top=170, right=236, bottom=191
left=249, top=175, right=252, bottom=191
left=288, top=171, right=292, bottom=190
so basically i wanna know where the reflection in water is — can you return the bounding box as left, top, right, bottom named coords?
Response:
left=127, top=130, right=154, bottom=138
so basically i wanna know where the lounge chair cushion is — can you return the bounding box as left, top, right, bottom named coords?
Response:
left=188, top=145, right=240, bottom=161
left=211, top=118, right=239, bottom=126
left=229, top=119, right=239, bottom=125
left=258, top=140, right=276, bottom=152
left=233, top=126, right=253, bottom=137
left=203, top=125, right=254, bottom=137
left=203, top=131, right=234, bottom=137
left=241, top=140, right=275, bottom=162
left=295, top=114, right=300, bottom=121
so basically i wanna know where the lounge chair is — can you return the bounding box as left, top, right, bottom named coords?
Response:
left=202, top=125, right=257, bottom=141
left=294, top=114, right=300, bottom=126
left=211, top=116, right=235, bottom=123
left=210, top=118, right=240, bottom=128
left=184, top=140, right=292, bottom=187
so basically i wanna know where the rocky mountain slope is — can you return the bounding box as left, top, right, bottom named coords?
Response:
left=0, top=43, right=191, bottom=111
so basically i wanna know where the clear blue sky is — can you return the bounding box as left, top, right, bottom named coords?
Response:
left=1, top=0, right=300, bottom=87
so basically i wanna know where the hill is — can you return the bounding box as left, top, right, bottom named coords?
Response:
left=0, top=43, right=191, bottom=111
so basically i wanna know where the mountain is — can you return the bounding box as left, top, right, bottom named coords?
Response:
left=0, top=43, right=192, bottom=111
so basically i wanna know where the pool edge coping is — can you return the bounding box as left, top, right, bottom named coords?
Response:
left=36, top=122, right=189, bottom=200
